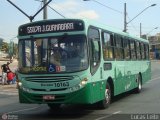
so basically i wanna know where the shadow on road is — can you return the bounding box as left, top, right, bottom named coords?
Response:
left=14, top=104, right=97, bottom=120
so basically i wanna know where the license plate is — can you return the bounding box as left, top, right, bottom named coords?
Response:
left=43, top=95, right=55, bottom=100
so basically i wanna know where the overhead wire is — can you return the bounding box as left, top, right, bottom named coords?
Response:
left=90, top=0, right=157, bottom=35
left=91, top=0, right=123, bottom=14
left=126, top=14, right=140, bottom=35
left=33, top=0, right=154, bottom=35
left=34, top=0, right=66, bottom=18
left=49, top=1, right=91, bottom=19
left=47, top=5, right=66, bottom=18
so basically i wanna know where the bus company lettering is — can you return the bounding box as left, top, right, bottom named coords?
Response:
left=27, top=23, right=74, bottom=34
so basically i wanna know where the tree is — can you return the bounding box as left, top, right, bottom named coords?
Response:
left=13, top=43, right=18, bottom=57
left=1, top=41, right=9, bottom=53
left=0, top=38, right=3, bottom=49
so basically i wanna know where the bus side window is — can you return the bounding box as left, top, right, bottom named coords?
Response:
left=139, top=42, right=142, bottom=60
left=124, top=38, right=130, bottom=60
left=146, top=44, right=149, bottom=60
left=141, top=43, right=145, bottom=60
left=88, top=27, right=101, bottom=74
left=130, top=40, right=136, bottom=60
left=114, top=35, right=124, bottom=60
left=102, top=31, right=114, bottom=60
left=136, top=42, right=140, bottom=60
left=144, top=44, right=147, bottom=60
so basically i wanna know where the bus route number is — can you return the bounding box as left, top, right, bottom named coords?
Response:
left=54, top=82, right=69, bottom=87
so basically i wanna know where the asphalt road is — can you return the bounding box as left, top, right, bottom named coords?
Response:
left=0, top=61, right=160, bottom=120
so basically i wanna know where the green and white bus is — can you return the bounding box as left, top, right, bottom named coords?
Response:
left=17, top=19, right=151, bottom=109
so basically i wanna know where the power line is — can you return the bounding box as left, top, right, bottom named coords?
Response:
left=35, top=0, right=65, bottom=18
left=49, top=1, right=91, bottom=19
left=35, top=1, right=43, bottom=15
left=126, top=14, right=139, bottom=35
left=84, top=0, right=123, bottom=14
left=48, top=5, right=65, bottom=18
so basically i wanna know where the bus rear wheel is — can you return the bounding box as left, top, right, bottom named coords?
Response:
left=97, top=82, right=111, bottom=109
left=134, top=74, right=142, bottom=93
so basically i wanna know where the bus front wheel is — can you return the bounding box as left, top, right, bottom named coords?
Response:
left=97, top=82, right=111, bottom=109
left=48, top=103, right=61, bottom=110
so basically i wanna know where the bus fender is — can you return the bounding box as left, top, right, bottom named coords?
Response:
left=107, top=77, right=114, bottom=98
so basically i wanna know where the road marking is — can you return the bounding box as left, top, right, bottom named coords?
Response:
left=148, top=76, right=160, bottom=84
left=6, top=106, right=40, bottom=114
left=0, top=89, right=18, bottom=96
left=95, top=111, right=121, bottom=120
left=0, top=91, right=18, bottom=95
left=146, top=76, right=160, bottom=84
left=151, top=76, right=160, bottom=81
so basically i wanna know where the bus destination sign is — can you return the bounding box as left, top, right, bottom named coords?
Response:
left=19, top=20, right=84, bottom=35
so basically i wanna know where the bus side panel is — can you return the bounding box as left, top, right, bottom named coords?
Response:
left=141, top=61, right=151, bottom=84
left=113, top=61, right=125, bottom=96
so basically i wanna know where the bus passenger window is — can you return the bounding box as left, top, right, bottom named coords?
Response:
left=141, top=43, right=145, bottom=59
left=102, top=32, right=114, bottom=60
left=145, top=44, right=149, bottom=59
left=130, top=40, right=136, bottom=60
left=136, top=42, right=141, bottom=60
left=114, top=35, right=124, bottom=60
left=124, top=38, right=130, bottom=60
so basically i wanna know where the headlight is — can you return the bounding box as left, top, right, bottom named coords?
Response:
left=18, top=82, right=22, bottom=87
left=79, top=77, right=88, bottom=87
left=18, top=82, right=31, bottom=93
left=22, top=86, right=31, bottom=93
left=69, top=77, right=88, bottom=92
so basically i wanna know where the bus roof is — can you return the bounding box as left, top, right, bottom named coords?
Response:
left=82, top=18, right=148, bottom=43
left=18, top=18, right=148, bottom=43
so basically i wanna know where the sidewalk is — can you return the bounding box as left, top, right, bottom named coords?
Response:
left=0, top=84, right=18, bottom=96
left=0, top=84, right=17, bottom=89
left=0, top=58, right=10, bottom=61
left=0, top=83, right=17, bottom=88
left=151, top=59, right=160, bottom=62
left=0, top=59, right=18, bottom=76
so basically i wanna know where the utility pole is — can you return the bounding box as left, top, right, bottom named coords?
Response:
left=123, top=3, right=127, bottom=32
left=140, top=23, right=142, bottom=38
left=43, top=0, right=47, bottom=19
left=123, top=3, right=156, bottom=33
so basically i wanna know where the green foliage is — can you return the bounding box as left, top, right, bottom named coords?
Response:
left=0, top=41, right=18, bottom=58
left=13, top=43, right=18, bottom=56
left=1, top=42, right=9, bottom=53
left=157, top=35, right=160, bottom=42
left=0, top=38, right=3, bottom=49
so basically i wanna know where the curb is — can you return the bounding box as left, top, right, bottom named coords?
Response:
left=0, top=84, right=17, bottom=89
left=0, top=59, right=10, bottom=61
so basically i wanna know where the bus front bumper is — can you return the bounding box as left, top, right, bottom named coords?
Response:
left=18, top=84, right=93, bottom=104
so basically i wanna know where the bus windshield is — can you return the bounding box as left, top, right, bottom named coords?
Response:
left=18, top=34, right=88, bottom=73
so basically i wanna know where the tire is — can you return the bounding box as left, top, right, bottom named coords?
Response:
left=134, top=74, right=142, bottom=93
left=97, top=82, right=111, bottom=109
left=48, top=103, right=61, bottom=110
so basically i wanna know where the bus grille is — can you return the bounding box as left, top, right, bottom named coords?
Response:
left=25, top=76, right=74, bottom=82
left=31, top=88, right=67, bottom=91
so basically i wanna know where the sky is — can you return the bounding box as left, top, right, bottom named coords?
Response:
left=0, top=0, right=160, bottom=43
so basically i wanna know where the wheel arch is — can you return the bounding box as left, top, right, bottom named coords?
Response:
left=107, top=77, right=114, bottom=97
left=138, top=72, right=142, bottom=84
